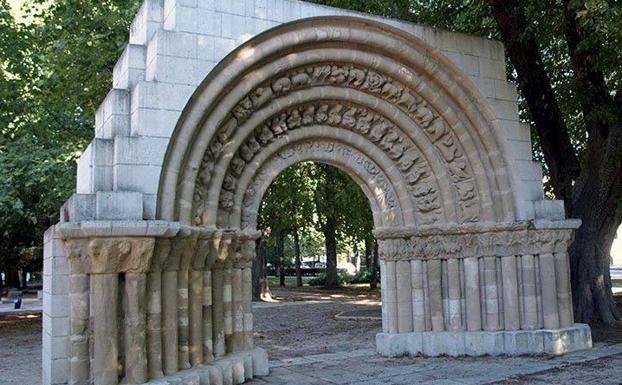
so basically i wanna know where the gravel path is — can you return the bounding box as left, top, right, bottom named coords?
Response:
left=253, top=301, right=381, bottom=359
left=0, top=313, right=42, bottom=385
left=2, top=286, right=622, bottom=385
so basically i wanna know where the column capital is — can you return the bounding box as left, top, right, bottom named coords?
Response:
left=375, top=221, right=578, bottom=261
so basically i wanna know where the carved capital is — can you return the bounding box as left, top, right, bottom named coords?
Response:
left=377, top=223, right=576, bottom=261
left=64, top=237, right=156, bottom=274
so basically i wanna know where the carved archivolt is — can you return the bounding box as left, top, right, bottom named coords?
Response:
left=237, top=140, right=403, bottom=229
left=192, top=62, right=483, bottom=228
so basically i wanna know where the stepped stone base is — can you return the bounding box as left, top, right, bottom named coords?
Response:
left=376, top=324, right=592, bottom=357
left=144, top=348, right=268, bottom=385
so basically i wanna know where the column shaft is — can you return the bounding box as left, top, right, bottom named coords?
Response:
left=447, top=259, right=462, bottom=331
left=123, top=273, right=147, bottom=384
left=91, top=274, right=119, bottom=385
left=520, top=254, right=538, bottom=329
left=395, top=260, right=413, bottom=333
left=231, top=268, right=245, bottom=351
left=242, top=267, right=254, bottom=350
left=202, top=270, right=214, bottom=361
left=501, top=256, right=520, bottom=330
left=384, top=261, right=398, bottom=333
left=540, top=253, right=560, bottom=329
left=177, top=270, right=190, bottom=369
left=161, top=271, right=178, bottom=375
left=69, top=273, right=90, bottom=385
left=146, top=271, right=163, bottom=378
left=189, top=270, right=204, bottom=366
left=463, top=257, right=481, bottom=331
left=427, top=259, right=444, bottom=331
left=212, top=268, right=226, bottom=357
left=483, top=256, right=500, bottom=331
left=554, top=252, right=574, bottom=327
left=223, top=267, right=233, bottom=352
left=410, top=260, right=425, bottom=332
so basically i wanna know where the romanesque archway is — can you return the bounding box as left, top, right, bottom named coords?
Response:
left=48, top=14, right=591, bottom=385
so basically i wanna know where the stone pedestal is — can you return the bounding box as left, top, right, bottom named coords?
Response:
left=377, top=324, right=592, bottom=357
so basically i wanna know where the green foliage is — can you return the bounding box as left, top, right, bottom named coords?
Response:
left=307, top=271, right=350, bottom=286
left=0, top=0, right=140, bottom=277
left=258, top=161, right=374, bottom=269
left=307, top=268, right=371, bottom=286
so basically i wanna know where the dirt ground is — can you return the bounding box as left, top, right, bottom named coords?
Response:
left=0, top=312, right=42, bottom=385
left=2, top=286, right=622, bottom=385
left=254, top=285, right=381, bottom=359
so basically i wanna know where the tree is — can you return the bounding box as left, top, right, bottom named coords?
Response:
left=314, top=0, right=622, bottom=323
left=0, top=0, right=140, bottom=286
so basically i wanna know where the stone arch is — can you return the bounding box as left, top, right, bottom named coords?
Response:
left=157, top=17, right=517, bottom=227
left=49, top=13, right=590, bottom=385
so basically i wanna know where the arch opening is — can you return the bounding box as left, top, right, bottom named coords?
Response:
left=252, top=160, right=382, bottom=358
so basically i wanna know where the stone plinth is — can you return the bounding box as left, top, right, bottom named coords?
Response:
left=377, top=324, right=592, bottom=357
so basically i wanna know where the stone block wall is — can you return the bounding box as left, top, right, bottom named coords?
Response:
left=42, top=226, right=70, bottom=385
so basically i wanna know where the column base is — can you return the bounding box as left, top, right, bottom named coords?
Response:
left=143, top=347, right=268, bottom=384
left=376, top=324, right=592, bottom=357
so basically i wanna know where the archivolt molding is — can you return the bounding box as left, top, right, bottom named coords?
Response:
left=217, top=98, right=484, bottom=224
left=193, top=60, right=486, bottom=228
left=234, top=137, right=408, bottom=230
left=158, top=18, right=516, bottom=225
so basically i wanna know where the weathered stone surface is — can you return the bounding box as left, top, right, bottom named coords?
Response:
left=376, top=325, right=592, bottom=357
left=44, top=2, right=592, bottom=384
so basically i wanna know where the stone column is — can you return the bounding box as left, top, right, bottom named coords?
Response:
left=427, top=259, right=444, bottom=331
left=410, top=260, right=425, bottom=332
left=242, top=266, right=254, bottom=350
left=463, top=257, right=481, bottom=331
left=396, top=260, right=413, bottom=333
left=520, top=254, right=538, bottom=329
left=501, top=256, right=520, bottom=331
left=177, top=269, right=190, bottom=370
left=122, top=273, right=147, bottom=384
left=69, top=273, right=90, bottom=385
left=384, top=260, right=398, bottom=333
left=231, top=266, right=245, bottom=351
left=202, top=269, right=214, bottom=361
left=223, top=264, right=234, bottom=352
left=483, top=256, right=500, bottom=331
left=146, top=270, right=163, bottom=378
left=161, top=270, right=178, bottom=374
left=91, top=274, right=119, bottom=385
left=554, top=252, right=573, bottom=327
left=539, top=253, right=559, bottom=329
left=539, top=253, right=560, bottom=329
left=212, top=265, right=226, bottom=357
left=189, top=270, right=204, bottom=366
left=447, top=258, right=462, bottom=331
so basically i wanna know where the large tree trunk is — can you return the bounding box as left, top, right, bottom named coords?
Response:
left=568, top=125, right=622, bottom=323
left=488, top=0, right=622, bottom=324
left=277, top=231, right=286, bottom=287
left=321, top=165, right=339, bottom=289
left=364, top=238, right=372, bottom=273
left=370, top=240, right=379, bottom=290
left=5, top=268, right=20, bottom=288
left=293, top=228, right=303, bottom=287
left=252, top=239, right=272, bottom=301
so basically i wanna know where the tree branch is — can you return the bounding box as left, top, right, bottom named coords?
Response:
left=487, top=0, right=581, bottom=204
left=562, top=0, right=614, bottom=137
